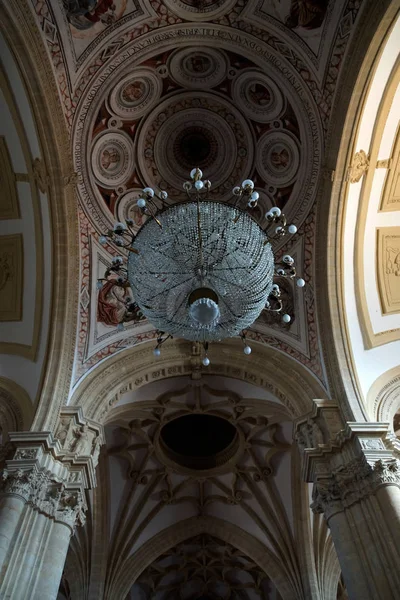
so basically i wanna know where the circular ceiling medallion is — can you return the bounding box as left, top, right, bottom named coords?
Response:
left=91, top=131, right=135, bottom=189
left=169, top=48, right=228, bottom=89
left=163, top=0, right=237, bottom=21
left=137, top=92, right=254, bottom=199
left=232, top=70, right=285, bottom=123
left=107, top=69, right=162, bottom=120
left=115, top=189, right=149, bottom=232
left=158, top=413, right=241, bottom=472
left=256, top=130, right=300, bottom=187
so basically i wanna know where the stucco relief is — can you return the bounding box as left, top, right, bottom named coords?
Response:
left=0, top=234, right=23, bottom=322
left=377, top=227, right=400, bottom=315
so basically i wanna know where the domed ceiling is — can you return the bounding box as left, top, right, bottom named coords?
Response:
left=30, top=0, right=364, bottom=394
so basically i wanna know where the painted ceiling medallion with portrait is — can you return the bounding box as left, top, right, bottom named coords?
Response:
left=91, top=130, right=135, bottom=189
left=168, top=48, right=228, bottom=89
left=232, top=70, right=285, bottom=123
left=107, top=69, right=162, bottom=120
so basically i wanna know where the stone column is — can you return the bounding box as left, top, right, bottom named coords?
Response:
left=294, top=401, right=400, bottom=600
left=0, top=408, right=104, bottom=600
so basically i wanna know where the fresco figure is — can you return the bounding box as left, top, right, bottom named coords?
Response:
left=97, top=271, right=144, bottom=326
left=63, top=0, right=117, bottom=31
left=285, top=0, right=328, bottom=30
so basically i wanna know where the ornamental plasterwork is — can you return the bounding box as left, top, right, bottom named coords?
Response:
left=347, top=149, right=369, bottom=183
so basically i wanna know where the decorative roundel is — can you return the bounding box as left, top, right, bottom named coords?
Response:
left=168, top=48, right=228, bottom=89
left=256, top=130, right=300, bottom=187
left=91, top=131, right=135, bottom=189
left=115, top=189, right=149, bottom=232
left=232, top=71, right=285, bottom=123
left=107, top=69, right=162, bottom=120
left=163, top=0, right=237, bottom=21
left=137, top=92, right=254, bottom=199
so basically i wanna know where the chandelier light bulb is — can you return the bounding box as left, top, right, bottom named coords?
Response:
left=99, top=236, right=107, bottom=246
left=242, top=179, right=254, bottom=191
left=191, top=168, right=203, bottom=179
left=204, top=180, right=211, bottom=189
left=270, top=207, right=281, bottom=217
left=233, top=186, right=241, bottom=195
left=243, top=345, right=252, bottom=355
left=143, top=187, right=154, bottom=197
left=189, top=297, right=220, bottom=326
left=202, top=356, right=210, bottom=366
left=296, top=278, right=305, bottom=288
left=137, top=198, right=146, bottom=208
left=112, top=256, right=123, bottom=265
left=194, top=180, right=204, bottom=190
left=283, top=255, right=294, bottom=264
left=117, top=323, right=124, bottom=331
left=282, top=314, right=291, bottom=323
left=114, top=222, right=126, bottom=233
left=265, top=210, right=273, bottom=219
left=250, top=191, right=259, bottom=201
left=183, top=181, right=192, bottom=191
left=153, top=347, right=161, bottom=357
left=275, top=226, right=284, bottom=235
left=288, top=224, right=297, bottom=234
left=272, top=284, right=280, bottom=294
left=160, top=191, right=168, bottom=200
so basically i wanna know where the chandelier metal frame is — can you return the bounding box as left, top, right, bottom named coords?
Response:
left=98, top=168, right=305, bottom=365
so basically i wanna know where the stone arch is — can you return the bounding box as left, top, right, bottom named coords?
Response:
left=112, top=516, right=297, bottom=600
left=315, top=0, right=399, bottom=421
left=366, top=365, right=400, bottom=425
left=69, top=338, right=328, bottom=423
left=0, top=1, right=79, bottom=432
left=0, top=376, right=33, bottom=444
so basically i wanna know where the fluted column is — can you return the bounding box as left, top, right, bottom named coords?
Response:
left=295, top=401, right=400, bottom=600
left=0, top=408, right=104, bottom=600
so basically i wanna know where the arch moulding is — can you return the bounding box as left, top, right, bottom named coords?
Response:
left=70, top=338, right=328, bottom=423
left=366, top=365, right=400, bottom=424
left=112, top=516, right=297, bottom=600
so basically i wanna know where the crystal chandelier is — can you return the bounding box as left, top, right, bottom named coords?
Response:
left=99, top=168, right=304, bottom=365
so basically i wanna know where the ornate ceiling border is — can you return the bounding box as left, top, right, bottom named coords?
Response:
left=112, top=516, right=298, bottom=600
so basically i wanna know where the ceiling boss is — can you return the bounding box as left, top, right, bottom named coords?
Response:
left=98, top=167, right=305, bottom=365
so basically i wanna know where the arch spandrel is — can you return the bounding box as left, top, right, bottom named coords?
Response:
left=69, top=338, right=328, bottom=423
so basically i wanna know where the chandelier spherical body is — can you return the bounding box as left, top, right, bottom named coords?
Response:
left=99, top=168, right=304, bottom=361
left=127, top=201, right=275, bottom=342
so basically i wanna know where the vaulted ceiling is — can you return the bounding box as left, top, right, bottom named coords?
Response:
left=1, top=1, right=399, bottom=599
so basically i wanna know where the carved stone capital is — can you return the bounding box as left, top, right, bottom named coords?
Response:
left=311, top=456, right=400, bottom=520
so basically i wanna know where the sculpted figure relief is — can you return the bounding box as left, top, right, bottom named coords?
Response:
left=70, top=425, right=92, bottom=456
